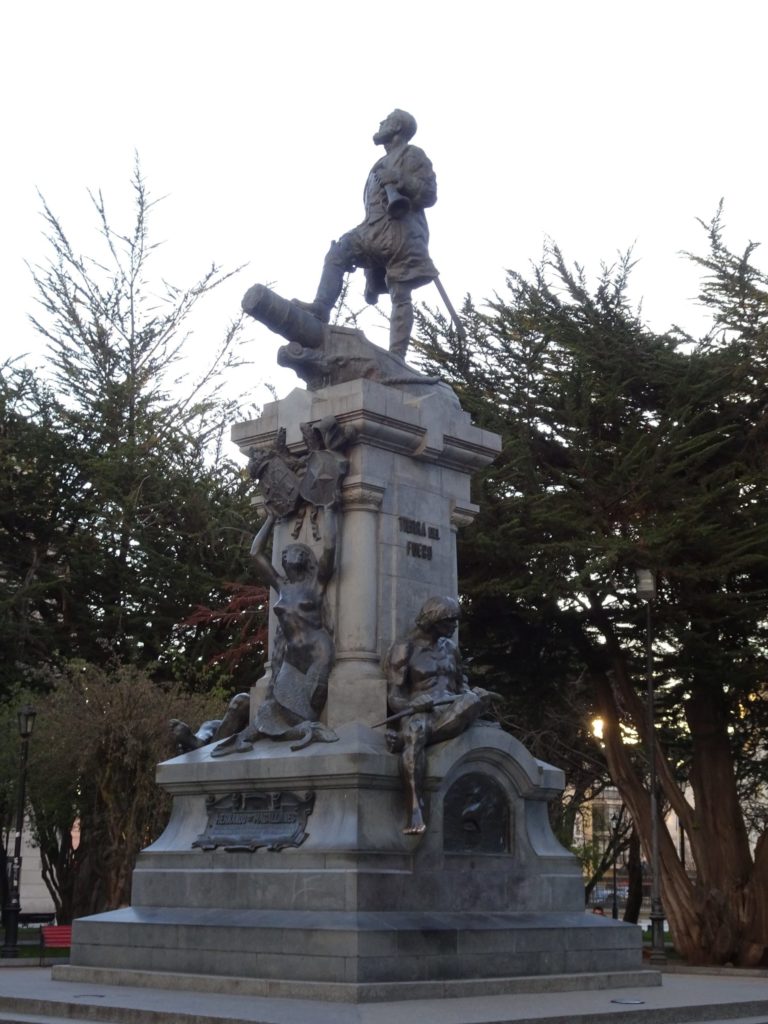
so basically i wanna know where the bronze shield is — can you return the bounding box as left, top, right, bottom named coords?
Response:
left=298, top=450, right=343, bottom=508
left=260, top=457, right=301, bottom=517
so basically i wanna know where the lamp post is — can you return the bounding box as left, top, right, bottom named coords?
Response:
left=636, top=570, right=666, bottom=965
left=1, top=705, right=37, bottom=959
left=610, top=810, right=621, bottom=920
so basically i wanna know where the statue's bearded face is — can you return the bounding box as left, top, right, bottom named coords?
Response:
left=373, top=112, right=400, bottom=146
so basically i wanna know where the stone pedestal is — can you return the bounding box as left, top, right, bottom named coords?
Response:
left=60, top=363, right=653, bottom=1002
left=231, top=377, right=501, bottom=728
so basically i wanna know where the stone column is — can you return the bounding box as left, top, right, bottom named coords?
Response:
left=329, top=480, right=386, bottom=728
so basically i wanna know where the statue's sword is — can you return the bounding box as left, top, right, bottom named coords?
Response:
left=433, top=277, right=468, bottom=344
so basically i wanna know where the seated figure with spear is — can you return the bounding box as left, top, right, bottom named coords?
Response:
left=381, top=596, right=498, bottom=834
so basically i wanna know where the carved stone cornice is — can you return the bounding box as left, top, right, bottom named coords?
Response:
left=450, top=504, right=479, bottom=530
left=341, top=480, right=386, bottom=512
left=232, top=379, right=501, bottom=474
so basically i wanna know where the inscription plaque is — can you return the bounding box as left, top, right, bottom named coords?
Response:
left=443, top=772, right=510, bottom=853
left=399, top=517, right=440, bottom=560
left=193, top=791, right=315, bottom=852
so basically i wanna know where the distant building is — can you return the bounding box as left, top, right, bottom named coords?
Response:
left=574, top=784, right=697, bottom=884
left=5, top=818, right=56, bottom=917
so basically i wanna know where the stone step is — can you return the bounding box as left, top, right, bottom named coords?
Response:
left=1, top=1004, right=768, bottom=1024
left=53, top=963, right=660, bottom=1003
left=1, top=969, right=768, bottom=1024
left=67, top=907, right=643, bottom=993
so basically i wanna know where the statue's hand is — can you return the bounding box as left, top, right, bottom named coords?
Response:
left=307, top=666, right=329, bottom=712
left=377, top=167, right=400, bottom=187
left=410, top=693, right=434, bottom=712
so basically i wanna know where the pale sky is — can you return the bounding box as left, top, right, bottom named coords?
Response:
left=3, top=0, right=767, bottom=408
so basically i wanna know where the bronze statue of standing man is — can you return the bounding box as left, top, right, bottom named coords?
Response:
left=295, top=109, right=438, bottom=360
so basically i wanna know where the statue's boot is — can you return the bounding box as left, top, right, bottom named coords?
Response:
left=389, top=297, right=414, bottom=360
left=293, top=260, right=345, bottom=323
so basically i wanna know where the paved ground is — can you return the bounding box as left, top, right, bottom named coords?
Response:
left=0, top=966, right=767, bottom=1024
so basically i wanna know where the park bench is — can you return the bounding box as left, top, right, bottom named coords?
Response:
left=19, top=912, right=56, bottom=927
left=40, top=924, right=72, bottom=953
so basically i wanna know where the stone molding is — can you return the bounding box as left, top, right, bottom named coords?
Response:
left=231, top=379, right=501, bottom=474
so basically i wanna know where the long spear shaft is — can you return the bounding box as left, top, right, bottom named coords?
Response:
left=372, top=696, right=458, bottom=729
left=373, top=690, right=502, bottom=728
left=433, top=277, right=467, bottom=344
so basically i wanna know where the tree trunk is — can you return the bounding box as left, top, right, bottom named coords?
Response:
left=623, top=827, right=642, bottom=924
left=592, top=661, right=767, bottom=965
left=684, top=682, right=764, bottom=965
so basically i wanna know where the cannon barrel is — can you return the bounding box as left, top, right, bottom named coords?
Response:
left=241, top=284, right=326, bottom=350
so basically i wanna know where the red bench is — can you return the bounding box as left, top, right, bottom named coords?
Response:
left=40, top=925, right=72, bottom=951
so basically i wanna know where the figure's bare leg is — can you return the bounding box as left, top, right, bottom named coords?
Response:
left=429, top=690, right=492, bottom=745
left=212, top=693, right=251, bottom=742
left=210, top=724, right=261, bottom=758
left=400, top=713, right=429, bottom=834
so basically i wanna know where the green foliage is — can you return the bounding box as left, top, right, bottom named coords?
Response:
left=416, top=227, right=768, bottom=787
left=0, top=163, right=262, bottom=697
left=25, top=662, right=224, bottom=921
left=414, top=215, right=768, bottom=963
left=0, top=164, right=269, bottom=918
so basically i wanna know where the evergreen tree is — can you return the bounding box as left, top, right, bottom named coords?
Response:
left=414, top=219, right=768, bottom=965
left=0, top=165, right=269, bottom=917
left=0, top=164, right=261, bottom=691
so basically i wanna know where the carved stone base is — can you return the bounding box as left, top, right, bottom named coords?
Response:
left=64, top=724, right=648, bottom=1000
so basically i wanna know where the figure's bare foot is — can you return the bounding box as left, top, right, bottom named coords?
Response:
left=210, top=730, right=254, bottom=758
left=403, top=822, right=427, bottom=835
left=403, top=809, right=426, bottom=835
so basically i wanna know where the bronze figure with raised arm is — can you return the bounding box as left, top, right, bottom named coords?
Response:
left=212, top=507, right=338, bottom=755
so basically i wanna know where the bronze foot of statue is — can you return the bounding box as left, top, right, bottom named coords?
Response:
left=291, top=299, right=331, bottom=323
left=403, top=807, right=426, bottom=834
left=210, top=729, right=254, bottom=758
